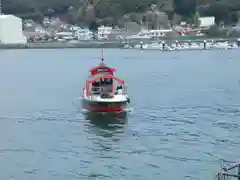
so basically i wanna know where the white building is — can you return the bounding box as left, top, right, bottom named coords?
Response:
left=74, top=28, right=93, bottom=40
left=199, top=16, right=215, bottom=28
left=125, top=29, right=173, bottom=40
left=0, top=15, right=27, bottom=44
left=97, top=26, right=112, bottom=40
left=55, top=31, right=75, bottom=40
left=70, top=25, right=80, bottom=31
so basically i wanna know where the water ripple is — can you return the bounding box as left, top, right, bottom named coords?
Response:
left=0, top=148, right=36, bottom=153
left=1, top=49, right=240, bottom=180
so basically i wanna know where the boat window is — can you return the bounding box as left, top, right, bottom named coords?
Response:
left=96, top=67, right=110, bottom=73
left=92, top=80, right=100, bottom=86
left=98, top=78, right=113, bottom=85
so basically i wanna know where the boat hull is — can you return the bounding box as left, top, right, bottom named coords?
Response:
left=82, top=99, right=128, bottom=113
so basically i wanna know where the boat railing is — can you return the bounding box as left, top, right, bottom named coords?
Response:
left=88, top=84, right=127, bottom=100
left=91, top=87, right=101, bottom=93
left=216, top=163, right=240, bottom=180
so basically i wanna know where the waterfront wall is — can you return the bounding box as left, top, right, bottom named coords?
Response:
left=0, top=41, right=124, bottom=49
left=0, top=38, right=239, bottom=49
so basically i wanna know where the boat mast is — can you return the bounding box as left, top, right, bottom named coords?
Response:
left=0, top=0, right=2, bottom=15
left=100, top=47, right=105, bottom=65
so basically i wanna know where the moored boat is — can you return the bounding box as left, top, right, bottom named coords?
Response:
left=81, top=55, right=130, bottom=113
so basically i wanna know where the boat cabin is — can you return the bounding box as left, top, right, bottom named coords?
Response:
left=86, top=65, right=125, bottom=98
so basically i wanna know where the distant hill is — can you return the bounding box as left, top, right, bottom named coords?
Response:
left=2, top=0, right=240, bottom=26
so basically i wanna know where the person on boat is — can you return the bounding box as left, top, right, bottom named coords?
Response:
left=116, top=85, right=123, bottom=94
left=100, top=87, right=105, bottom=97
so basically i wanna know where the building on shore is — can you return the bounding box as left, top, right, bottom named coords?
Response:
left=0, top=14, right=27, bottom=44
left=199, top=16, right=215, bottom=29
left=125, top=29, right=174, bottom=40
left=74, top=28, right=93, bottom=40
left=97, top=26, right=112, bottom=40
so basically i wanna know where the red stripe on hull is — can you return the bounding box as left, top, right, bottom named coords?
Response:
left=87, top=105, right=125, bottom=112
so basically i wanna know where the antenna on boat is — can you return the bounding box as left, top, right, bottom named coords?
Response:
left=100, top=47, right=105, bottom=65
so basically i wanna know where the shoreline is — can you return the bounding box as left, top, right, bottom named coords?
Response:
left=0, top=41, right=124, bottom=49
left=0, top=38, right=239, bottom=49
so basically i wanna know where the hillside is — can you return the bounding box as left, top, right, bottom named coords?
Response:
left=2, top=0, right=240, bottom=26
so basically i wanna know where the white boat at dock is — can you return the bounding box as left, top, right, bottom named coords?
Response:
left=125, top=40, right=239, bottom=51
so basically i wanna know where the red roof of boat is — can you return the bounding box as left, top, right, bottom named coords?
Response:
left=89, top=65, right=116, bottom=76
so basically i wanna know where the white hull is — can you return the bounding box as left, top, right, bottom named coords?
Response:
left=82, top=89, right=129, bottom=112
left=82, top=88, right=128, bottom=103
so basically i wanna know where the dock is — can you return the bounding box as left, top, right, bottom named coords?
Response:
left=217, top=163, right=240, bottom=180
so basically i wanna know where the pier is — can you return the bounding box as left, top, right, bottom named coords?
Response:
left=217, top=163, right=240, bottom=180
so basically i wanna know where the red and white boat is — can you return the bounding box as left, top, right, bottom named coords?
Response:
left=81, top=58, right=130, bottom=113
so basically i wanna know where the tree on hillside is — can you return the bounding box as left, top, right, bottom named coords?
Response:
left=191, top=12, right=200, bottom=26
left=143, top=4, right=169, bottom=29
left=3, top=0, right=240, bottom=26
left=200, top=1, right=240, bottom=24
left=173, top=0, right=197, bottom=17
